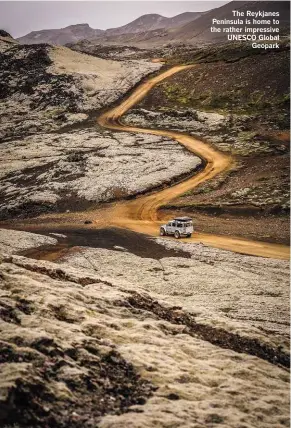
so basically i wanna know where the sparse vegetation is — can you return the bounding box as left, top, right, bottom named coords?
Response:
left=139, top=47, right=290, bottom=121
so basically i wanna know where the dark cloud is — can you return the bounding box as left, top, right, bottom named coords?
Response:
left=0, top=1, right=229, bottom=38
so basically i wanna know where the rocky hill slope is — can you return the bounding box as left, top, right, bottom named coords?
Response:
left=17, top=24, right=104, bottom=46
left=0, top=29, right=18, bottom=52
left=0, top=228, right=289, bottom=427
left=105, top=12, right=202, bottom=36
left=0, top=42, right=160, bottom=141
left=170, top=0, right=290, bottom=44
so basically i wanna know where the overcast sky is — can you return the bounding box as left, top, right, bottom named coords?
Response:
left=0, top=1, right=229, bottom=38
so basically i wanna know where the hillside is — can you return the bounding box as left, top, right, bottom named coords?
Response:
left=105, top=12, right=202, bottom=36
left=16, top=11, right=203, bottom=46
left=0, top=43, right=160, bottom=141
left=0, top=29, right=18, bottom=52
left=171, top=0, right=290, bottom=43
left=17, top=24, right=104, bottom=45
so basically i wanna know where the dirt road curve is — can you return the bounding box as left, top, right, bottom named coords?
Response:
left=97, top=65, right=290, bottom=260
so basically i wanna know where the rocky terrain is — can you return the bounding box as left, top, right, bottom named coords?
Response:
left=0, top=129, right=201, bottom=220
left=138, top=49, right=290, bottom=127
left=124, top=108, right=273, bottom=156
left=2, top=41, right=220, bottom=220
left=0, top=228, right=290, bottom=427
left=0, top=42, right=161, bottom=141
left=0, top=228, right=58, bottom=255
left=123, top=107, right=290, bottom=242
left=124, top=108, right=290, bottom=209
left=67, top=42, right=160, bottom=61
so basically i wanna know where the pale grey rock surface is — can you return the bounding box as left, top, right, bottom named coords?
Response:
left=0, top=229, right=289, bottom=426
left=48, top=46, right=161, bottom=112
left=0, top=245, right=289, bottom=427
left=59, top=243, right=290, bottom=346
left=0, top=228, right=57, bottom=255
left=0, top=129, right=201, bottom=218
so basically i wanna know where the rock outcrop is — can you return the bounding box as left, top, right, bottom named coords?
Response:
left=0, top=29, right=18, bottom=53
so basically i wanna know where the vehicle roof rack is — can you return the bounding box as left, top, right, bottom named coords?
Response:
left=174, top=217, right=192, bottom=221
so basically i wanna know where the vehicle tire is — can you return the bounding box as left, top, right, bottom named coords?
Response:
left=174, top=230, right=180, bottom=239
left=187, top=234, right=192, bottom=238
left=160, top=228, right=166, bottom=236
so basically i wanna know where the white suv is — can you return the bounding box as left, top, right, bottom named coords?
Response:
left=160, top=217, right=194, bottom=239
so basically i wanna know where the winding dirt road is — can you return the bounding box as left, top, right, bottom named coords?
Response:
left=96, top=65, right=289, bottom=260
left=6, top=65, right=289, bottom=260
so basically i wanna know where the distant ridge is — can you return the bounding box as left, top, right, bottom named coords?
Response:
left=105, top=12, right=202, bottom=36
left=16, top=11, right=204, bottom=46
left=17, top=1, right=290, bottom=48
left=82, top=0, right=290, bottom=47
left=17, top=24, right=104, bottom=45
